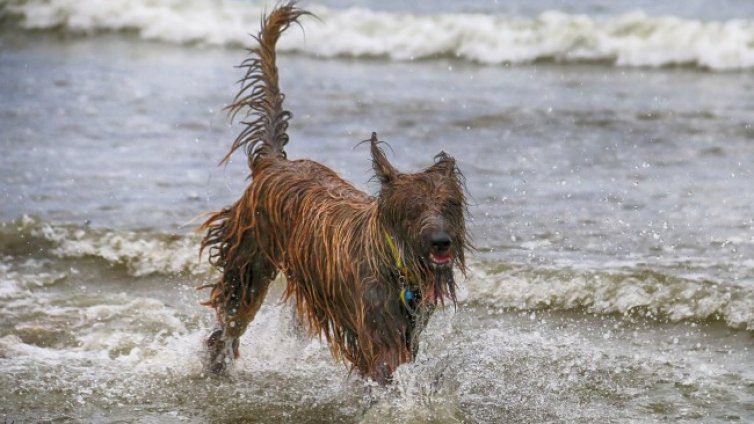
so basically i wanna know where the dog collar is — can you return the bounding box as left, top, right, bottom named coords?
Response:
left=385, top=230, right=420, bottom=315
left=384, top=230, right=405, bottom=274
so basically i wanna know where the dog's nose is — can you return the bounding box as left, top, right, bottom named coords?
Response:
left=430, top=231, right=452, bottom=253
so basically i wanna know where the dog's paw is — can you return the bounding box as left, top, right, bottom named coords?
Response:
left=205, top=327, right=235, bottom=375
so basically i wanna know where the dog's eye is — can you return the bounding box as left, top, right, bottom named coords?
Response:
left=405, top=205, right=422, bottom=221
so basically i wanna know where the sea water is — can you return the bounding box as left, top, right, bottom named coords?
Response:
left=1, top=1, right=753, bottom=422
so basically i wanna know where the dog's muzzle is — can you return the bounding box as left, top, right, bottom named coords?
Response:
left=428, top=231, right=453, bottom=267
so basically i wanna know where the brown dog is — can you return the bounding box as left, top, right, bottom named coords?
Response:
left=199, top=2, right=469, bottom=384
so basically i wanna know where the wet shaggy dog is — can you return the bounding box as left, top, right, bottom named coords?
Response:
left=199, top=3, right=469, bottom=384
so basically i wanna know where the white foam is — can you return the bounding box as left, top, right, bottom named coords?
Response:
left=465, top=262, right=754, bottom=331
left=4, top=1, right=754, bottom=70
left=0, top=257, right=67, bottom=299
left=0, top=286, right=205, bottom=373
left=23, top=217, right=210, bottom=277
left=51, top=231, right=205, bottom=276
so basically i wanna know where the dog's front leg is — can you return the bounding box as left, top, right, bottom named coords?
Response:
left=359, top=285, right=413, bottom=385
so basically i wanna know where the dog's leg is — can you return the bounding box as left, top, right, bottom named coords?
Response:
left=356, top=286, right=415, bottom=385
left=205, top=254, right=276, bottom=375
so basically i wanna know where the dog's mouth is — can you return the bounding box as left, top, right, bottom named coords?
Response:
left=418, top=252, right=457, bottom=306
left=428, top=252, right=453, bottom=268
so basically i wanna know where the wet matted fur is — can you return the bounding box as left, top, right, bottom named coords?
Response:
left=199, top=2, right=470, bottom=384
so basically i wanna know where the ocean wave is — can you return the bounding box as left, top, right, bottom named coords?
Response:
left=4, top=215, right=209, bottom=277
left=0, top=260, right=67, bottom=299
left=1, top=0, right=753, bottom=70
left=465, top=263, right=754, bottom=332
left=3, top=216, right=753, bottom=331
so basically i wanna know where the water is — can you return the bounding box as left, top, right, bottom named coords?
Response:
left=1, top=1, right=754, bottom=422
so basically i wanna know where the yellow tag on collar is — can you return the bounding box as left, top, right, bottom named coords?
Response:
left=384, top=230, right=404, bottom=271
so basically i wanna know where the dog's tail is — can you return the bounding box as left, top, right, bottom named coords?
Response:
left=221, top=2, right=309, bottom=167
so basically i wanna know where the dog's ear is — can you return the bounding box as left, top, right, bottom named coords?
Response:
left=370, top=132, right=398, bottom=184
left=428, top=151, right=456, bottom=177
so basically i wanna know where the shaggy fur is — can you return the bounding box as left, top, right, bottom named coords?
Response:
left=199, top=2, right=469, bottom=384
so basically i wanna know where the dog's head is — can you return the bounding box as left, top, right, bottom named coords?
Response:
left=370, top=133, right=469, bottom=306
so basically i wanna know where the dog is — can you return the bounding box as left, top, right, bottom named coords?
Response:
left=198, top=2, right=469, bottom=385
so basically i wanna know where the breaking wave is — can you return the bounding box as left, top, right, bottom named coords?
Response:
left=2, top=216, right=753, bottom=331
left=466, top=264, right=754, bottom=332
left=2, top=215, right=209, bottom=277
left=1, top=0, right=753, bottom=70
